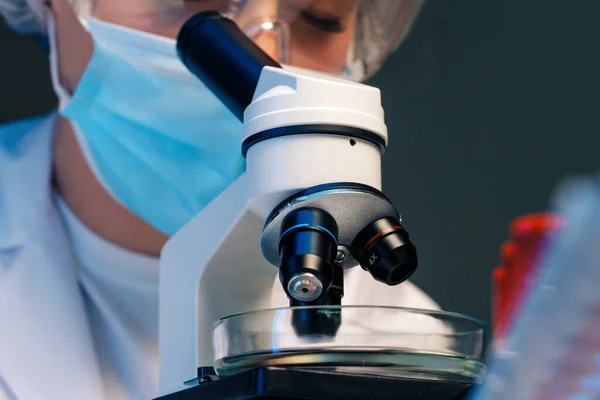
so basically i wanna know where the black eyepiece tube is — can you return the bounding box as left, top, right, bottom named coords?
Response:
left=176, top=11, right=282, bottom=122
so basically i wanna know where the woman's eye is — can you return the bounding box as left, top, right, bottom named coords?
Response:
left=300, top=9, right=344, bottom=33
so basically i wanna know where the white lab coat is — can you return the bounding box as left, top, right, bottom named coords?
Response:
left=0, top=113, right=105, bottom=400
left=0, top=113, right=440, bottom=400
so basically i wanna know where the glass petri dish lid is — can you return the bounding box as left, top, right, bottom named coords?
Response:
left=213, top=306, right=487, bottom=382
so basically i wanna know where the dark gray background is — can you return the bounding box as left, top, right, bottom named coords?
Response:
left=1, top=1, right=598, bottom=326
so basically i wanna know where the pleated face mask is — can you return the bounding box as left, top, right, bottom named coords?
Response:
left=54, top=17, right=245, bottom=236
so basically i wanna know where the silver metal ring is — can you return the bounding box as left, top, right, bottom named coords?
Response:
left=287, top=273, right=323, bottom=302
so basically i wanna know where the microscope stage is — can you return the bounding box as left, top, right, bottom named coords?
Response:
left=155, top=366, right=475, bottom=400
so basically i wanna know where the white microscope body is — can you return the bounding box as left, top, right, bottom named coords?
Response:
left=159, top=65, right=387, bottom=395
left=157, top=11, right=423, bottom=397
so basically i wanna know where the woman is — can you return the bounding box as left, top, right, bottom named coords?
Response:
left=0, top=1, right=434, bottom=399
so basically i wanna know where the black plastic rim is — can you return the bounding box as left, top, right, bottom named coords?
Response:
left=241, top=124, right=387, bottom=157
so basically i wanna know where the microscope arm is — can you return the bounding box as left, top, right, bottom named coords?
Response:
left=159, top=174, right=277, bottom=395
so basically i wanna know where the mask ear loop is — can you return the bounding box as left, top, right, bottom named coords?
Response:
left=47, top=9, right=92, bottom=110
left=47, top=15, right=72, bottom=111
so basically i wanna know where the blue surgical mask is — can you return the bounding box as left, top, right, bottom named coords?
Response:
left=57, top=17, right=245, bottom=235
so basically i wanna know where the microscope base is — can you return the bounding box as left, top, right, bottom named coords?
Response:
left=154, top=367, right=475, bottom=400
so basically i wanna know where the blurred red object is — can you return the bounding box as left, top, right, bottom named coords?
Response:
left=493, top=213, right=566, bottom=341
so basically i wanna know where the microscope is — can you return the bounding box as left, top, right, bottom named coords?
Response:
left=156, top=11, right=484, bottom=400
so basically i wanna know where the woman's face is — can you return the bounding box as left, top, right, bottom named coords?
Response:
left=94, top=0, right=358, bottom=75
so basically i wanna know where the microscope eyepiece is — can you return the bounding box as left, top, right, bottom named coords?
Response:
left=177, top=11, right=281, bottom=121
left=351, top=217, right=418, bottom=286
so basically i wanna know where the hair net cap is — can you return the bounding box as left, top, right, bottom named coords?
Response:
left=2, top=0, right=425, bottom=81
left=349, top=0, right=425, bottom=81
left=0, top=0, right=49, bottom=34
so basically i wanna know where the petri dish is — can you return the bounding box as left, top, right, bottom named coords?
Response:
left=213, top=306, right=487, bottom=383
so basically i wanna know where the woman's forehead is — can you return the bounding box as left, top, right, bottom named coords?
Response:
left=93, top=0, right=223, bottom=18
left=92, top=0, right=358, bottom=17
